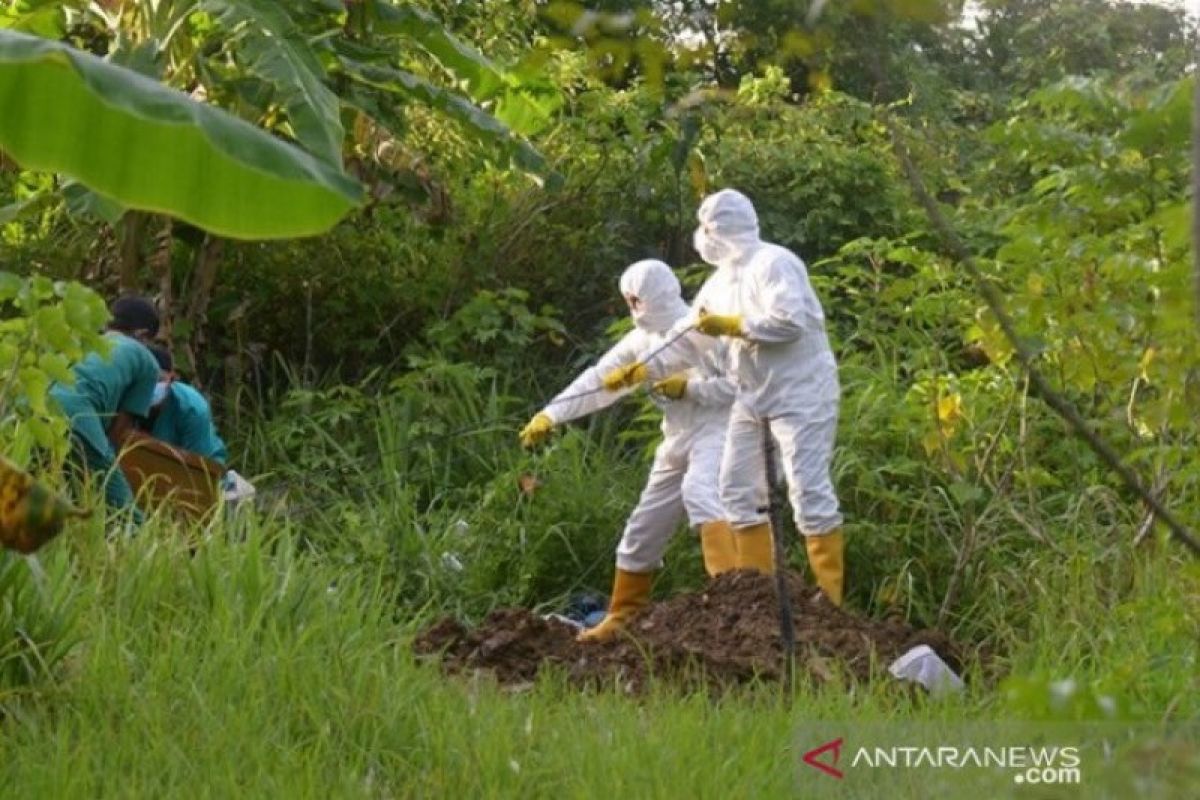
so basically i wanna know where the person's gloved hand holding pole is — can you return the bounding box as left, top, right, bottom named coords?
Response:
left=601, top=362, right=647, bottom=391
left=696, top=309, right=743, bottom=338
left=652, top=374, right=688, bottom=400
left=519, top=413, right=555, bottom=448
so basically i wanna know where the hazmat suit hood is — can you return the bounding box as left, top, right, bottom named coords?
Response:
left=619, top=259, right=689, bottom=334
left=693, top=189, right=763, bottom=268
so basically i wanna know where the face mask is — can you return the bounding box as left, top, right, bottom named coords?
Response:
left=693, top=227, right=732, bottom=266
left=151, top=381, right=171, bottom=407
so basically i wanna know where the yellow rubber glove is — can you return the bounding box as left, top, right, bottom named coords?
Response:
left=697, top=309, right=744, bottom=337
left=601, top=362, right=648, bottom=392
left=519, top=413, right=554, bottom=449
left=652, top=373, right=688, bottom=400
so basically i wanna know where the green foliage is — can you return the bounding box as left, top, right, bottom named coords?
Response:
left=979, top=74, right=1198, bottom=445
left=340, top=58, right=552, bottom=179
left=703, top=91, right=913, bottom=259
left=1, top=5, right=1199, bottom=788
left=420, top=287, right=566, bottom=365
left=205, top=0, right=345, bottom=167
left=0, top=271, right=109, bottom=456
left=0, top=547, right=82, bottom=696
left=972, top=0, right=1195, bottom=95
left=0, top=29, right=364, bottom=239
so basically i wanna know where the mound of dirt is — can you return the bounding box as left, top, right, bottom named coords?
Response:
left=414, top=570, right=963, bottom=693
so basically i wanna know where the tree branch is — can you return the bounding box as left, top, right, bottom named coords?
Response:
left=879, top=110, right=1199, bottom=556
left=866, top=28, right=1199, bottom=557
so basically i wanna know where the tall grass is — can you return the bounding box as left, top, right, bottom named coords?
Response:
left=0, top=511, right=1193, bottom=797
left=0, top=361, right=1196, bottom=795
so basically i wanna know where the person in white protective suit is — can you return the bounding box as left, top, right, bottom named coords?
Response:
left=519, top=259, right=739, bottom=642
left=608, top=189, right=846, bottom=605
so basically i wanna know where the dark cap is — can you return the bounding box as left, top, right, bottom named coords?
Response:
left=109, top=295, right=160, bottom=338
left=147, top=344, right=173, bottom=373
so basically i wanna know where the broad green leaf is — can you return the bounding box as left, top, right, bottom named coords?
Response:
left=369, top=2, right=561, bottom=137
left=24, top=414, right=59, bottom=449
left=369, top=1, right=506, bottom=99
left=32, top=305, right=74, bottom=352
left=18, top=366, right=50, bottom=415
left=37, top=351, right=73, bottom=384
left=0, top=30, right=363, bottom=239
left=340, top=58, right=555, bottom=184
left=61, top=180, right=126, bottom=225
left=205, top=0, right=345, bottom=167
left=60, top=281, right=110, bottom=333
left=493, top=86, right=563, bottom=137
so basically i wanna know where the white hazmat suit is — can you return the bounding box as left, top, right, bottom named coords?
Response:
left=653, top=189, right=846, bottom=603
left=520, top=258, right=741, bottom=642
left=539, top=259, right=734, bottom=573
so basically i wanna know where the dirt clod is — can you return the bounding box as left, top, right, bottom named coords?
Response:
left=414, top=570, right=963, bottom=693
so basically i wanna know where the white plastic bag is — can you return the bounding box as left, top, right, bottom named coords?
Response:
left=222, top=470, right=257, bottom=506
left=888, top=644, right=964, bottom=695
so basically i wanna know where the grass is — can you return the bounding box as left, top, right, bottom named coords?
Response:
left=0, top=526, right=951, bottom=798
left=0, top=504, right=1195, bottom=797
left=1, top=373, right=1197, bottom=797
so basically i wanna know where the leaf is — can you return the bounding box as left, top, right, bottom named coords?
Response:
left=493, top=86, right=562, bottom=137
left=204, top=0, right=345, bottom=167
left=107, top=36, right=161, bottom=79
left=18, top=366, right=49, bottom=415
left=0, top=271, right=21, bottom=300
left=0, top=30, right=362, bottom=239
left=369, top=1, right=506, bottom=100
left=1121, top=77, right=1192, bottom=152
left=936, top=392, right=963, bottom=424
left=37, top=351, right=73, bottom=384
left=1150, top=202, right=1191, bottom=252
left=0, top=189, right=50, bottom=224
left=61, top=180, right=126, bottom=225
left=0, top=1, right=64, bottom=39
left=948, top=480, right=984, bottom=507
left=339, top=58, right=556, bottom=184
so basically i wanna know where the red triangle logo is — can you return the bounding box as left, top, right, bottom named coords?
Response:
left=802, top=737, right=845, bottom=780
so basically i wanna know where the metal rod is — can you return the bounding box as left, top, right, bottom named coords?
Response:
left=762, top=419, right=796, bottom=694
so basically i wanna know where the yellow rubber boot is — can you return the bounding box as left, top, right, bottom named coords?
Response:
left=576, top=569, right=654, bottom=643
left=805, top=529, right=845, bottom=606
left=734, top=522, right=775, bottom=574
left=699, top=520, right=738, bottom=577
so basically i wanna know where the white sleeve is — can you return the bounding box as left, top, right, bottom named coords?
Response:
left=686, top=373, right=736, bottom=407
left=741, top=254, right=821, bottom=344
left=682, top=337, right=735, bottom=408
left=542, top=331, right=642, bottom=424
left=642, top=331, right=735, bottom=408
left=641, top=327, right=705, bottom=381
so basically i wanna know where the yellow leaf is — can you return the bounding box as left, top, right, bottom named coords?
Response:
left=937, top=392, right=963, bottom=423
left=1137, top=346, right=1156, bottom=382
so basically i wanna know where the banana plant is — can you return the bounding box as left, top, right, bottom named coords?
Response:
left=0, top=0, right=558, bottom=364
left=0, top=0, right=556, bottom=236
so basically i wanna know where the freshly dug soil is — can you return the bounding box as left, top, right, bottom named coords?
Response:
left=414, top=570, right=962, bottom=693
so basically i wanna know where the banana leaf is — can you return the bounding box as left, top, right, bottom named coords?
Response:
left=0, top=30, right=362, bottom=239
